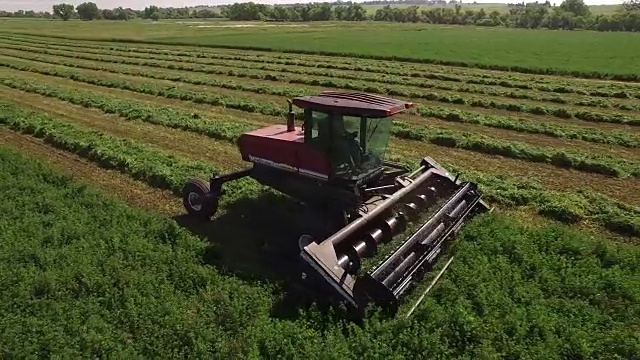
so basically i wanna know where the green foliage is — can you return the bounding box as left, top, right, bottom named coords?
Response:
left=76, top=2, right=101, bottom=20
left=0, top=146, right=275, bottom=358
left=8, top=42, right=639, bottom=125
left=560, top=0, right=591, bottom=17
left=1, top=99, right=638, bottom=237
left=3, top=61, right=639, bottom=180
left=52, top=3, right=75, bottom=21
left=0, top=152, right=637, bottom=358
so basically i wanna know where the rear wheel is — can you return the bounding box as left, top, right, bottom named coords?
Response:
left=182, top=178, right=218, bottom=220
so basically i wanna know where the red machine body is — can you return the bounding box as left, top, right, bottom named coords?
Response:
left=236, top=91, right=414, bottom=182
left=238, top=124, right=331, bottom=180
left=180, top=91, right=491, bottom=318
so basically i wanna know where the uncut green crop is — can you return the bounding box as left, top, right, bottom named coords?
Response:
left=1, top=99, right=638, bottom=238
left=1, top=147, right=638, bottom=358
left=0, top=146, right=276, bottom=358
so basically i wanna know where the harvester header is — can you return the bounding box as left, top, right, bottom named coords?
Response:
left=181, top=91, right=490, bottom=317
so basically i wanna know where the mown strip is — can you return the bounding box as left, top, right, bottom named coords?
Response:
left=4, top=47, right=638, bottom=127
left=6, top=33, right=637, bottom=95
left=4, top=39, right=639, bottom=106
left=0, top=102, right=234, bottom=199
left=3, top=71, right=639, bottom=179
left=10, top=32, right=640, bottom=100
left=4, top=51, right=640, bottom=148
left=5, top=31, right=640, bottom=83
left=2, top=98, right=638, bottom=238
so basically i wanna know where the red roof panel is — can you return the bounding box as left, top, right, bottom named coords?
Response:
left=291, top=91, right=413, bottom=118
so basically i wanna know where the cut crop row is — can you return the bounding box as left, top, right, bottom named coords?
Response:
left=4, top=35, right=638, bottom=99
left=7, top=34, right=640, bottom=96
left=4, top=51, right=639, bottom=139
left=8, top=49, right=638, bottom=127
left=0, top=101, right=261, bottom=204
left=7, top=31, right=640, bottom=83
left=5, top=41, right=639, bottom=113
left=4, top=41, right=640, bottom=110
left=1, top=100, right=638, bottom=238
left=3, top=70, right=638, bottom=179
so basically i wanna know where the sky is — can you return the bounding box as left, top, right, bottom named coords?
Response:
left=0, top=0, right=624, bottom=12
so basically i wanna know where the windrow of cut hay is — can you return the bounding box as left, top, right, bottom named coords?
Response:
left=3, top=34, right=640, bottom=98
left=3, top=41, right=640, bottom=115
left=2, top=71, right=638, bottom=180
left=1, top=100, right=638, bottom=238
left=5, top=30, right=640, bottom=82
left=3, top=38, right=640, bottom=103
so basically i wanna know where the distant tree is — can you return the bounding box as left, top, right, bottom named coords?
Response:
left=622, top=0, right=640, bottom=12
left=143, top=5, right=159, bottom=18
left=52, top=3, right=75, bottom=20
left=76, top=2, right=100, bottom=20
left=101, top=8, right=117, bottom=20
left=559, top=0, right=590, bottom=17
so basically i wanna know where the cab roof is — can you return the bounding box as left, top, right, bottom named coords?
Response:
left=291, top=91, right=413, bottom=118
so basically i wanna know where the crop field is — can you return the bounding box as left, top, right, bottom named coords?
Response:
left=3, top=19, right=640, bottom=77
left=0, top=24, right=639, bottom=358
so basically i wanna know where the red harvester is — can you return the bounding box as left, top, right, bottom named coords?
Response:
left=182, top=91, right=491, bottom=315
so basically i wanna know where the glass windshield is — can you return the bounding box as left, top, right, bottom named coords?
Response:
left=363, top=116, right=392, bottom=169
left=331, top=115, right=392, bottom=178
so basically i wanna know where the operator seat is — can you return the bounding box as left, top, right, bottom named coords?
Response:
left=332, top=115, right=362, bottom=170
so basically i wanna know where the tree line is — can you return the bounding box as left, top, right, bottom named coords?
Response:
left=2, top=0, right=639, bottom=32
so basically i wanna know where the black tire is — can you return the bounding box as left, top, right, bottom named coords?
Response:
left=182, top=178, right=218, bottom=221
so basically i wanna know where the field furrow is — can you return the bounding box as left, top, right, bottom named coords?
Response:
left=0, top=88, right=246, bottom=171
left=3, top=72, right=639, bottom=215
left=3, top=65, right=640, bottom=180
left=5, top=48, right=639, bottom=146
left=10, top=69, right=640, bottom=210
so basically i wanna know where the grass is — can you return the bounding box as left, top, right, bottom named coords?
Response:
left=1, top=19, right=640, bottom=77
left=1, top=143, right=639, bottom=358
left=0, top=24, right=639, bottom=357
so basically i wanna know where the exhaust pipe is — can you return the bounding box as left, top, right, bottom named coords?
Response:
left=286, top=99, right=295, bottom=132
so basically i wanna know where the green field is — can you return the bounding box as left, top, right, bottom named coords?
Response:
left=0, top=19, right=639, bottom=357
left=2, top=19, right=640, bottom=77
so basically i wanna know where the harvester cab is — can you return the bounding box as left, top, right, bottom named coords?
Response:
left=182, top=91, right=491, bottom=317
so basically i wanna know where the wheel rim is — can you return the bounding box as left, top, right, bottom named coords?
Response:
left=187, top=192, right=202, bottom=211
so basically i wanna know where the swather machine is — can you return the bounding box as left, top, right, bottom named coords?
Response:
left=182, top=91, right=490, bottom=315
